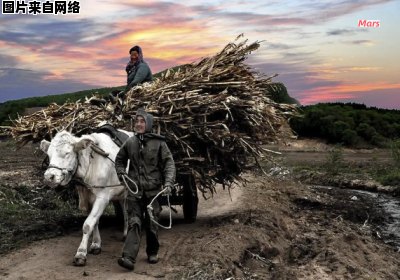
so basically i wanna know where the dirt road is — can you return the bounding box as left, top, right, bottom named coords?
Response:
left=1, top=141, right=400, bottom=279
left=0, top=177, right=243, bottom=280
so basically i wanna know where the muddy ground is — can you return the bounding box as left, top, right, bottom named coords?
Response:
left=0, top=140, right=400, bottom=279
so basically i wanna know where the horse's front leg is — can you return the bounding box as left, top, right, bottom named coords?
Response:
left=73, top=198, right=108, bottom=266
left=89, top=222, right=101, bottom=255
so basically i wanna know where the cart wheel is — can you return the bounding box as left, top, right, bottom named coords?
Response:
left=113, top=201, right=125, bottom=226
left=183, top=182, right=198, bottom=223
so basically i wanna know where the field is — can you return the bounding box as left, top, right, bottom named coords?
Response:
left=0, top=139, right=400, bottom=279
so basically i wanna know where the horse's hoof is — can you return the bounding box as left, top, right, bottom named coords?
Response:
left=73, top=257, right=87, bottom=266
left=89, top=247, right=102, bottom=255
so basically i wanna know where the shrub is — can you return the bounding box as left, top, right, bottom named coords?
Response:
left=379, top=170, right=400, bottom=186
left=390, top=140, right=400, bottom=168
left=371, top=134, right=387, bottom=148
left=324, top=145, right=344, bottom=175
left=342, top=129, right=359, bottom=146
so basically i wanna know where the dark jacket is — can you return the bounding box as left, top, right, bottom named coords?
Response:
left=125, top=46, right=152, bottom=91
left=126, top=61, right=153, bottom=90
left=115, top=110, right=175, bottom=197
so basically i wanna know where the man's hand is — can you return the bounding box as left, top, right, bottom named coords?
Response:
left=163, top=184, right=173, bottom=195
left=117, top=171, right=127, bottom=183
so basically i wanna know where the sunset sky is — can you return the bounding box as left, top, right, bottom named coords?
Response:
left=0, top=0, right=399, bottom=109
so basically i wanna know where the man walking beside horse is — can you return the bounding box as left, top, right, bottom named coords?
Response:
left=115, top=108, right=175, bottom=271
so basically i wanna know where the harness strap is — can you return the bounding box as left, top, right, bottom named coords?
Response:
left=90, top=145, right=115, bottom=164
left=72, top=178, right=122, bottom=189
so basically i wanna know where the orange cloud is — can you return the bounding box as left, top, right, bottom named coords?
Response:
left=123, top=27, right=218, bottom=60
left=100, top=18, right=231, bottom=73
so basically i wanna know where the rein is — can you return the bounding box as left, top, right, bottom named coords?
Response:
left=89, top=145, right=138, bottom=193
left=72, top=178, right=122, bottom=189
left=90, top=144, right=115, bottom=164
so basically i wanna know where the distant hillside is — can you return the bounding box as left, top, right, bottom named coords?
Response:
left=263, top=82, right=300, bottom=105
left=290, top=103, right=400, bottom=147
left=0, top=68, right=297, bottom=125
left=0, top=86, right=124, bottom=126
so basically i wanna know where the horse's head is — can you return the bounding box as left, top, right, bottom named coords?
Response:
left=40, top=131, right=93, bottom=187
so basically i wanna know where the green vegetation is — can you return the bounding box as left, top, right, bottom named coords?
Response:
left=324, top=145, right=344, bottom=175
left=377, top=171, right=400, bottom=187
left=0, top=86, right=124, bottom=125
left=378, top=140, right=400, bottom=186
left=263, top=82, right=299, bottom=105
left=0, top=182, right=123, bottom=254
left=290, top=103, right=400, bottom=148
left=0, top=184, right=83, bottom=254
left=391, top=140, right=400, bottom=167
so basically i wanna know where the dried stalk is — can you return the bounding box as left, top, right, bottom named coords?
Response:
left=4, top=37, right=298, bottom=195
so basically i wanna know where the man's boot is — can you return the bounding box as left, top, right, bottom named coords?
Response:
left=118, top=257, right=134, bottom=271
left=148, top=254, right=159, bottom=264
left=119, top=224, right=140, bottom=270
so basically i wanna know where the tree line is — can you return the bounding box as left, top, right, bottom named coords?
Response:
left=2, top=84, right=399, bottom=148
left=0, top=86, right=123, bottom=126
left=290, top=103, right=400, bottom=147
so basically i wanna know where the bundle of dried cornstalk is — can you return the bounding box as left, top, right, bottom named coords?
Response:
left=7, top=36, right=297, bottom=195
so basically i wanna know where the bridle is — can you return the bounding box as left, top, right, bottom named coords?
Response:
left=47, top=164, right=77, bottom=175
left=47, top=162, right=78, bottom=184
left=46, top=144, right=121, bottom=189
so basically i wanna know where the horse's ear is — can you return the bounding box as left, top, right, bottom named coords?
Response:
left=40, top=140, right=51, bottom=153
left=73, top=138, right=93, bottom=152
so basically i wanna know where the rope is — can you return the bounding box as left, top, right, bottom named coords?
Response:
left=121, top=174, right=139, bottom=195
left=147, top=188, right=172, bottom=230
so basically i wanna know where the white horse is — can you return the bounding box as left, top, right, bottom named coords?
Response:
left=40, top=130, right=133, bottom=266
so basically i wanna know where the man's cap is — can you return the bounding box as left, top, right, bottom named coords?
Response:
left=135, top=108, right=153, bottom=133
